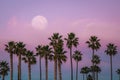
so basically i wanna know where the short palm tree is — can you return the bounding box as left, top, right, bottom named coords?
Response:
left=0, top=61, right=9, bottom=80
left=15, top=42, right=26, bottom=80
left=35, top=45, right=44, bottom=80
left=86, top=36, right=101, bottom=80
left=116, top=69, right=120, bottom=80
left=80, top=66, right=90, bottom=80
left=5, top=41, right=15, bottom=80
left=91, top=55, right=100, bottom=65
left=91, top=55, right=101, bottom=80
left=48, top=33, right=63, bottom=80
left=73, top=50, right=82, bottom=80
left=22, top=50, right=36, bottom=80
left=105, top=43, right=117, bottom=80
left=90, top=65, right=101, bottom=80
left=87, top=74, right=93, bottom=80
left=64, top=32, right=79, bottom=80
left=42, top=45, right=52, bottom=80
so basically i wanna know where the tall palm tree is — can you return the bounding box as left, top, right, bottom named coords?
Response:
left=64, top=32, right=79, bottom=80
left=73, top=50, right=82, bottom=80
left=15, top=42, right=26, bottom=80
left=42, top=45, right=52, bottom=80
left=35, top=45, right=44, bottom=80
left=22, top=50, right=36, bottom=80
left=80, top=66, right=90, bottom=80
left=5, top=41, right=15, bottom=80
left=48, top=33, right=63, bottom=80
left=105, top=43, right=117, bottom=80
left=86, top=36, right=101, bottom=80
left=57, top=45, right=67, bottom=80
left=116, top=69, right=120, bottom=80
left=0, top=61, right=10, bottom=80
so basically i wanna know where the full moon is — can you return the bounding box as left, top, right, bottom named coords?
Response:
left=32, top=15, right=48, bottom=30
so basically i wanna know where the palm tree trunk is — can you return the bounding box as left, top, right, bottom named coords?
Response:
left=18, top=54, right=21, bottom=80
left=70, top=47, right=73, bottom=80
left=28, top=61, right=31, bottom=80
left=110, top=56, right=113, bottom=80
left=20, top=54, right=21, bottom=80
left=10, top=53, right=13, bottom=80
left=45, top=56, right=48, bottom=80
left=58, top=60, right=62, bottom=80
left=2, top=75, right=5, bottom=80
left=85, top=74, right=87, bottom=80
left=92, top=49, right=95, bottom=80
left=54, top=59, right=57, bottom=80
left=76, top=61, right=78, bottom=80
left=39, top=56, right=42, bottom=80
left=83, top=74, right=84, bottom=80
left=96, top=72, right=98, bottom=80
left=119, top=74, right=120, bottom=80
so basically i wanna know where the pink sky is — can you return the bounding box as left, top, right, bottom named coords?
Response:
left=0, top=1, right=120, bottom=80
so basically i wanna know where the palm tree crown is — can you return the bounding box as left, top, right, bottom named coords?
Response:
left=73, top=50, right=82, bottom=62
left=116, top=69, right=120, bottom=75
left=105, top=43, right=117, bottom=56
left=86, top=36, right=101, bottom=52
left=0, top=61, right=10, bottom=80
left=64, top=32, right=79, bottom=48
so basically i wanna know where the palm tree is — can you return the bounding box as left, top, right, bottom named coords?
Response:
left=35, top=45, right=44, bottom=80
left=64, top=32, right=79, bottom=80
left=73, top=50, right=82, bottom=80
left=22, top=50, right=36, bottom=80
left=57, top=45, right=67, bottom=80
left=80, top=66, right=90, bottom=80
left=15, top=42, right=26, bottom=80
left=0, top=61, right=10, bottom=80
left=87, top=74, right=93, bottom=80
left=91, top=55, right=101, bottom=80
left=105, top=43, right=117, bottom=80
left=5, top=41, right=15, bottom=80
left=42, top=45, right=52, bottom=80
left=116, top=69, right=120, bottom=80
left=90, top=65, right=101, bottom=80
left=86, top=36, right=101, bottom=80
left=91, top=55, right=100, bottom=65
left=48, top=33, right=63, bottom=80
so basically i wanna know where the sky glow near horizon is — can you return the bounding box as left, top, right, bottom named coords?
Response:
left=0, top=0, right=120, bottom=80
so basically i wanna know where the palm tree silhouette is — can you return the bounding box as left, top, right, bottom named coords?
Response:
left=80, top=66, right=90, bottom=80
left=48, top=33, right=63, bottom=80
left=0, top=61, right=9, bottom=80
left=64, top=32, right=79, bottom=80
left=105, top=43, right=117, bottom=80
left=73, top=50, right=82, bottom=80
left=42, top=45, right=52, bottom=80
left=35, top=45, right=43, bottom=80
left=90, top=65, right=101, bottom=80
left=91, top=55, right=101, bottom=80
left=116, top=69, right=120, bottom=80
left=15, top=42, right=26, bottom=80
left=86, top=36, right=101, bottom=80
left=5, top=41, right=15, bottom=80
left=22, top=50, right=36, bottom=80
left=87, top=74, right=93, bottom=80
left=57, top=43, right=67, bottom=80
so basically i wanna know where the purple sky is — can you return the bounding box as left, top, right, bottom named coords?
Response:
left=0, top=0, right=120, bottom=80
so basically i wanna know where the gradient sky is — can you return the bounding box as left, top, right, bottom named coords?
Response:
left=0, top=0, right=120, bottom=80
